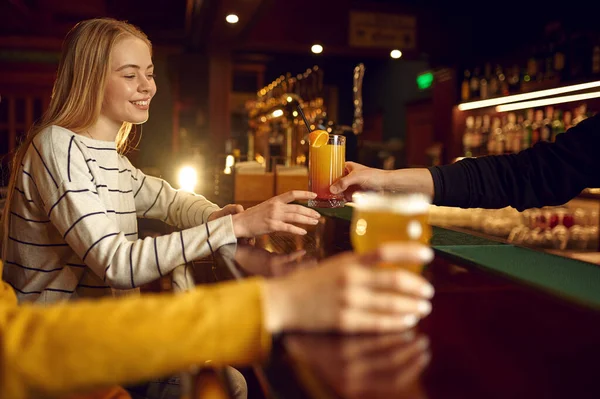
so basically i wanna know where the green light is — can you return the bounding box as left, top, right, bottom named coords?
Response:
left=416, top=72, right=434, bottom=90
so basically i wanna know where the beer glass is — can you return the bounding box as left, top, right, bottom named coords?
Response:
left=350, top=192, right=432, bottom=273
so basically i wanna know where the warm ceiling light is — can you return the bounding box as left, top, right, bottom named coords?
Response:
left=390, top=49, right=402, bottom=59
left=311, top=44, right=323, bottom=54
left=495, top=91, right=600, bottom=112
left=225, top=14, right=239, bottom=24
left=459, top=80, right=600, bottom=111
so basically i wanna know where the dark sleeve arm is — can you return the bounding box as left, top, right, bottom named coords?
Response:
left=428, top=114, right=600, bottom=211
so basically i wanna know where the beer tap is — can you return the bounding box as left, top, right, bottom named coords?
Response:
left=352, top=63, right=365, bottom=135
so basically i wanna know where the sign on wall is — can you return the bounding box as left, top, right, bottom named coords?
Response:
left=349, top=11, right=416, bottom=50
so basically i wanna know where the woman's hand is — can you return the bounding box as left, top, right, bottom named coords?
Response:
left=262, top=242, right=435, bottom=333
left=207, top=204, right=244, bottom=222
left=231, top=191, right=321, bottom=237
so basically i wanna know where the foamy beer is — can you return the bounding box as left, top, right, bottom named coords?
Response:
left=350, top=192, right=432, bottom=273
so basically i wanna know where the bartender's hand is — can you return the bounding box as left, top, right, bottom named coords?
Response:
left=329, top=162, right=389, bottom=200
left=330, top=163, right=435, bottom=201
left=231, top=191, right=321, bottom=237
left=207, top=204, right=244, bottom=222
left=262, top=242, right=435, bottom=333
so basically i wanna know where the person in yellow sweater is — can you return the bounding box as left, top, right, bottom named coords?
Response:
left=0, top=242, right=435, bottom=399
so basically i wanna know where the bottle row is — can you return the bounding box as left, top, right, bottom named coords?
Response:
left=461, top=35, right=600, bottom=102
left=462, top=103, right=594, bottom=157
left=429, top=205, right=599, bottom=251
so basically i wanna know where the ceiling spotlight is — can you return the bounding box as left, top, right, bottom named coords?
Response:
left=226, top=14, right=239, bottom=24
left=311, top=44, right=323, bottom=54
left=390, top=49, right=402, bottom=59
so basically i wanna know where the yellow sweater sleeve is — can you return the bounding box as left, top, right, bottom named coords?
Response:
left=0, top=263, right=271, bottom=399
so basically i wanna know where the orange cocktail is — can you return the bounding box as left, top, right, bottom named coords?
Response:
left=350, top=192, right=432, bottom=273
left=308, top=131, right=346, bottom=208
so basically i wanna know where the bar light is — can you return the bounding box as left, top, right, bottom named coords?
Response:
left=458, top=80, right=600, bottom=111
left=226, top=14, right=239, bottom=24
left=495, top=91, right=600, bottom=112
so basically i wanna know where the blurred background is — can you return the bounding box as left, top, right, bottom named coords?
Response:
left=2, top=0, right=600, bottom=210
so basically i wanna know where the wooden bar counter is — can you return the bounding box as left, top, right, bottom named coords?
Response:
left=191, top=206, right=600, bottom=399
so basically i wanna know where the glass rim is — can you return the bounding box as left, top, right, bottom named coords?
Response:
left=351, top=191, right=431, bottom=214
left=326, top=134, right=345, bottom=143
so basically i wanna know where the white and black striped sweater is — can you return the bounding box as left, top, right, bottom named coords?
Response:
left=3, top=125, right=236, bottom=304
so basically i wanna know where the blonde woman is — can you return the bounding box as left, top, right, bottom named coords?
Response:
left=1, top=18, right=321, bottom=303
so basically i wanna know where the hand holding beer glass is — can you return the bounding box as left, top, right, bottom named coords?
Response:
left=350, top=192, right=432, bottom=273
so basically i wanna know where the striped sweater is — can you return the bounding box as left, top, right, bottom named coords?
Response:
left=3, top=125, right=237, bottom=303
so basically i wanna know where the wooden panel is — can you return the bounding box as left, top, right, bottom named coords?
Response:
left=0, top=92, right=51, bottom=155
left=0, top=67, right=54, bottom=156
left=234, top=173, right=274, bottom=203
left=431, top=68, right=458, bottom=164
left=275, top=175, right=308, bottom=195
left=8, top=96, right=15, bottom=153
left=208, top=52, right=232, bottom=152
left=25, top=97, right=33, bottom=131
left=405, top=99, right=433, bottom=167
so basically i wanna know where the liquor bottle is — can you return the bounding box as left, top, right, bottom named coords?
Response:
left=522, top=109, right=534, bottom=149
left=541, top=106, right=553, bottom=142
left=554, top=33, right=567, bottom=81
left=461, top=70, right=471, bottom=102
left=508, top=65, right=520, bottom=94
left=473, top=116, right=483, bottom=156
left=470, top=67, right=481, bottom=100
left=531, top=110, right=544, bottom=146
left=563, top=110, right=573, bottom=131
left=545, top=43, right=555, bottom=80
left=527, top=48, right=538, bottom=83
left=535, top=45, right=545, bottom=82
left=496, top=65, right=509, bottom=96
left=593, top=41, right=600, bottom=76
left=503, top=112, right=518, bottom=153
left=551, top=109, right=565, bottom=142
left=487, top=117, right=498, bottom=155
left=514, top=114, right=524, bottom=152
left=481, top=114, right=491, bottom=156
left=463, top=116, right=475, bottom=157
left=503, top=115, right=512, bottom=153
left=521, top=66, right=531, bottom=87
left=480, top=64, right=491, bottom=100
left=488, top=68, right=499, bottom=97
left=490, top=117, right=505, bottom=155
left=568, top=32, right=586, bottom=81
left=573, top=103, right=588, bottom=126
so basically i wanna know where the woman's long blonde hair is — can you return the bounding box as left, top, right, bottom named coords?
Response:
left=1, top=18, right=151, bottom=258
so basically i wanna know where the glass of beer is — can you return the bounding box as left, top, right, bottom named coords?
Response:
left=350, top=191, right=432, bottom=273
left=308, top=131, right=346, bottom=208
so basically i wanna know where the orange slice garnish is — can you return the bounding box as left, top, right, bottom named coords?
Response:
left=308, top=130, right=329, bottom=147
